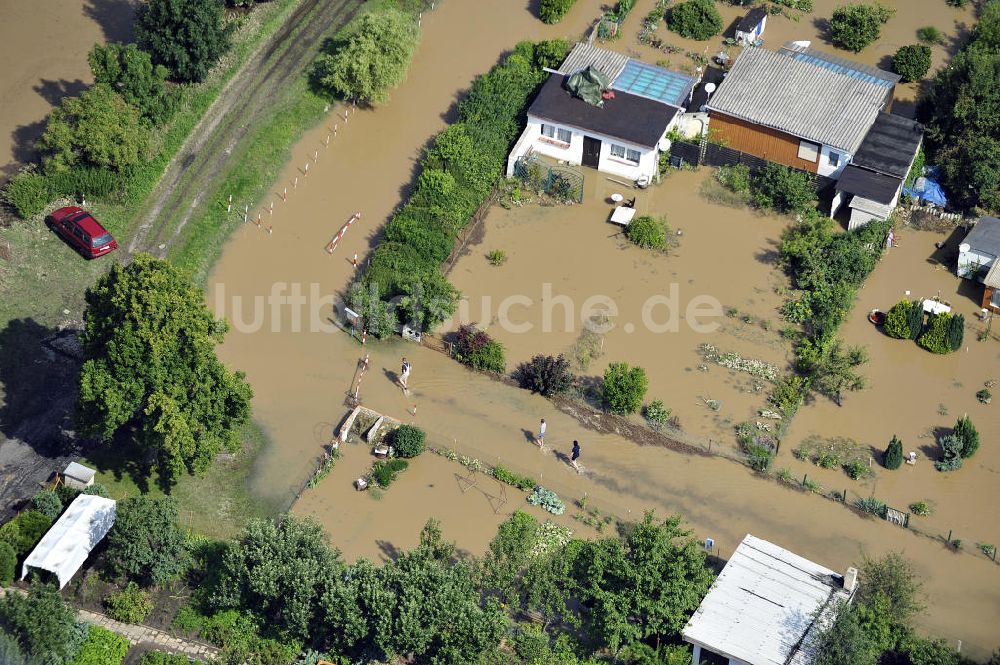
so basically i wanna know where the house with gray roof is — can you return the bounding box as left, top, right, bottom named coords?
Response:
left=506, top=43, right=696, bottom=183
left=706, top=43, right=900, bottom=179
left=958, top=216, right=1000, bottom=313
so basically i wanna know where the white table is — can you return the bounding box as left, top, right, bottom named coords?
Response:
left=610, top=206, right=637, bottom=226
left=922, top=299, right=951, bottom=315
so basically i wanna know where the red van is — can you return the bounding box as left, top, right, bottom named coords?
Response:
left=47, top=206, right=118, bottom=259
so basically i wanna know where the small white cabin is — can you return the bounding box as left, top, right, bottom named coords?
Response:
left=735, top=8, right=767, bottom=45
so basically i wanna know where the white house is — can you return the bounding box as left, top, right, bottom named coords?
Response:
left=506, top=43, right=695, bottom=183
left=735, top=8, right=767, bottom=45
left=957, top=216, right=1000, bottom=313
left=682, top=534, right=856, bottom=665
left=831, top=112, right=923, bottom=229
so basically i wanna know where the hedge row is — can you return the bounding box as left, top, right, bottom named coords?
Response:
left=3, top=168, right=126, bottom=218
left=539, top=0, right=578, bottom=23
left=352, top=39, right=571, bottom=336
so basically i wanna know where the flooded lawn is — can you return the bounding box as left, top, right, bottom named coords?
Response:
left=448, top=168, right=791, bottom=445
left=206, top=0, right=1000, bottom=655
left=0, top=0, right=135, bottom=182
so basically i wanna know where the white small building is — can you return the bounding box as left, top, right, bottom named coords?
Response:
left=506, top=43, right=695, bottom=183
left=735, top=8, right=767, bottom=45
left=682, top=534, right=856, bottom=665
left=21, top=494, right=116, bottom=588
left=62, top=461, right=97, bottom=489
left=957, top=216, right=1000, bottom=280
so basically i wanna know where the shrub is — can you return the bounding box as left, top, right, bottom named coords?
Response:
left=667, top=0, right=723, bottom=39
left=883, top=435, right=903, bottom=469
left=917, top=312, right=953, bottom=353
left=88, top=42, right=175, bottom=124
left=0, top=583, right=84, bottom=664
left=0, top=630, right=25, bottom=665
left=140, top=652, right=203, bottom=665
left=67, top=625, right=129, bottom=665
left=105, top=496, right=190, bottom=586
left=492, top=465, right=536, bottom=491
left=893, top=44, right=932, bottom=82
left=829, top=3, right=895, bottom=52
left=883, top=299, right=913, bottom=339
left=815, top=451, right=840, bottom=468
left=311, top=9, right=420, bottom=104
left=371, top=459, right=409, bottom=487
left=917, top=26, right=945, bottom=44
left=8, top=510, right=52, bottom=555
left=539, top=0, right=577, bottom=23
left=934, top=433, right=964, bottom=471
left=905, top=299, right=925, bottom=339
left=909, top=501, right=931, bottom=516
left=953, top=415, right=979, bottom=458
left=513, top=354, right=574, bottom=396
left=0, top=541, right=16, bottom=586
left=172, top=605, right=206, bottom=633
left=47, top=168, right=124, bottom=202
left=977, top=387, right=992, bottom=404
left=602, top=362, right=648, bottom=415
left=745, top=443, right=774, bottom=472
left=643, top=399, right=671, bottom=431
left=769, top=374, right=808, bottom=417
left=454, top=324, right=506, bottom=373
left=391, top=425, right=426, bottom=458
left=486, top=249, right=507, bottom=265
left=716, top=164, right=751, bottom=193
left=844, top=459, right=873, bottom=480
left=625, top=215, right=668, bottom=249
left=32, top=490, right=63, bottom=521
left=104, top=582, right=153, bottom=623
left=751, top=163, right=816, bottom=212
left=82, top=483, right=110, bottom=498
left=135, top=0, right=234, bottom=83
left=527, top=486, right=565, bottom=515
left=855, top=496, right=887, bottom=517
left=946, top=313, right=964, bottom=351
left=3, top=169, right=50, bottom=218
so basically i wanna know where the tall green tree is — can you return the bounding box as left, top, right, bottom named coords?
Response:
left=211, top=517, right=344, bottom=642
left=883, top=435, right=903, bottom=470
left=856, top=552, right=924, bottom=629
left=921, top=0, right=1000, bottom=212
left=602, top=362, right=648, bottom=415
left=572, top=512, right=713, bottom=652
left=105, top=496, right=190, bottom=586
left=77, top=254, right=252, bottom=484
left=796, top=338, right=869, bottom=406
left=828, top=3, right=894, bottom=52
left=953, top=415, right=979, bottom=458
left=135, top=0, right=233, bottom=83
left=812, top=603, right=879, bottom=665
left=37, top=84, right=150, bottom=173
left=311, top=9, right=419, bottom=104
left=88, top=42, right=175, bottom=124
left=0, top=583, right=85, bottom=664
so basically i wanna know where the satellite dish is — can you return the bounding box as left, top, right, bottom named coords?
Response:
left=704, top=82, right=717, bottom=94
left=659, top=137, right=672, bottom=152
left=959, top=243, right=971, bottom=253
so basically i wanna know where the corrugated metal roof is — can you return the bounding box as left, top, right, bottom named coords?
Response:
left=557, top=42, right=629, bottom=82
left=682, top=534, right=852, bottom=665
left=985, top=260, right=1000, bottom=289
left=780, top=43, right=900, bottom=88
left=852, top=113, right=924, bottom=178
left=706, top=47, right=892, bottom=153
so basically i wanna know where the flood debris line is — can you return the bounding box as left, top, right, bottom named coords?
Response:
left=698, top=343, right=778, bottom=381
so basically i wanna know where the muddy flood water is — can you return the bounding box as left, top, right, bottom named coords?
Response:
left=206, top=0, right=1000, bottom=656
left=0, top=0, right=135, bottom=183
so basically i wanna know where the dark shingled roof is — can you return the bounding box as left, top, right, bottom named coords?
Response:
left=528, top=75, right=680, bottom=149
left=836, top=165, right=902, bottom=205
left=964, top=216, right=1000, bottom=255
left=737, top=7, right=768, bottom=32
left=852, top=113, right=923, bottom=179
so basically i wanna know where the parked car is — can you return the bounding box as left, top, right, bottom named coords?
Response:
left=47, top=206, right=118, bottom=259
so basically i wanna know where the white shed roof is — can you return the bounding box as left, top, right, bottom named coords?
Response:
left=22, top=494, right=116, bottom=588
left=682, top=534, right=852, bottom=665
left=63, top=461, right=97, bottom=483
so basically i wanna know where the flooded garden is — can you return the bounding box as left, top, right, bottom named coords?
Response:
left=200, top=0, right=1000, bottom=656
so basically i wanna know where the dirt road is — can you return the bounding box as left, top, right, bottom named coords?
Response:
left=127, top=0, right=363, bottom=257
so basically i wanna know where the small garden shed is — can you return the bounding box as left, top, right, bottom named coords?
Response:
left=735, top=7, right=767, bottom=45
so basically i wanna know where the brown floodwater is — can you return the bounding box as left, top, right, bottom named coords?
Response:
left=0, top=0, right=135, bottom=182
left=207, top=0, right=999, bottom=656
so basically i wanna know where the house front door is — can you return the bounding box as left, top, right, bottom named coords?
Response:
left=582, top=136, right=601, bottom=169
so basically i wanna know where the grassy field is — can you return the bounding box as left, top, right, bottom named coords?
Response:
left=81, top=422, right=277, bottom=539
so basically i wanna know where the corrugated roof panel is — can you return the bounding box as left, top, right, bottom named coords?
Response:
left=557, top=42, right=629, bottom=82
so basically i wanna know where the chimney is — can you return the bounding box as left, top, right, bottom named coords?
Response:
left=843, top=567, right=859, bottom=593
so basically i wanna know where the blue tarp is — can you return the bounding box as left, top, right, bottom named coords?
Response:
left=903, top=166, right=948, bottom=207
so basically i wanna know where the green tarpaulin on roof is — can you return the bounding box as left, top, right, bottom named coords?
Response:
left=565, top=66, right=610, bottom=107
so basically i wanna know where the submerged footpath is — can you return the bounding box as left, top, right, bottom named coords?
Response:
left=205, top=0, right=1000, bottom=657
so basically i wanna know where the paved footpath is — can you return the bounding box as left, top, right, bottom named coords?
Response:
left=2, top=587, right=218, bottom=660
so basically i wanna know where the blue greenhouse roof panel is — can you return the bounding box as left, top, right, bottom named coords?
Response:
left=611, top=60, right=695, bottom=108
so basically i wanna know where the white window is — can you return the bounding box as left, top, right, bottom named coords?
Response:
left=798, top=140, right=820, bottom=162
left=828, top=151, right=841, bottom=167
left=541, top=124, right=571, bottom=144
left=610, top=144, right=641, bottom=163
